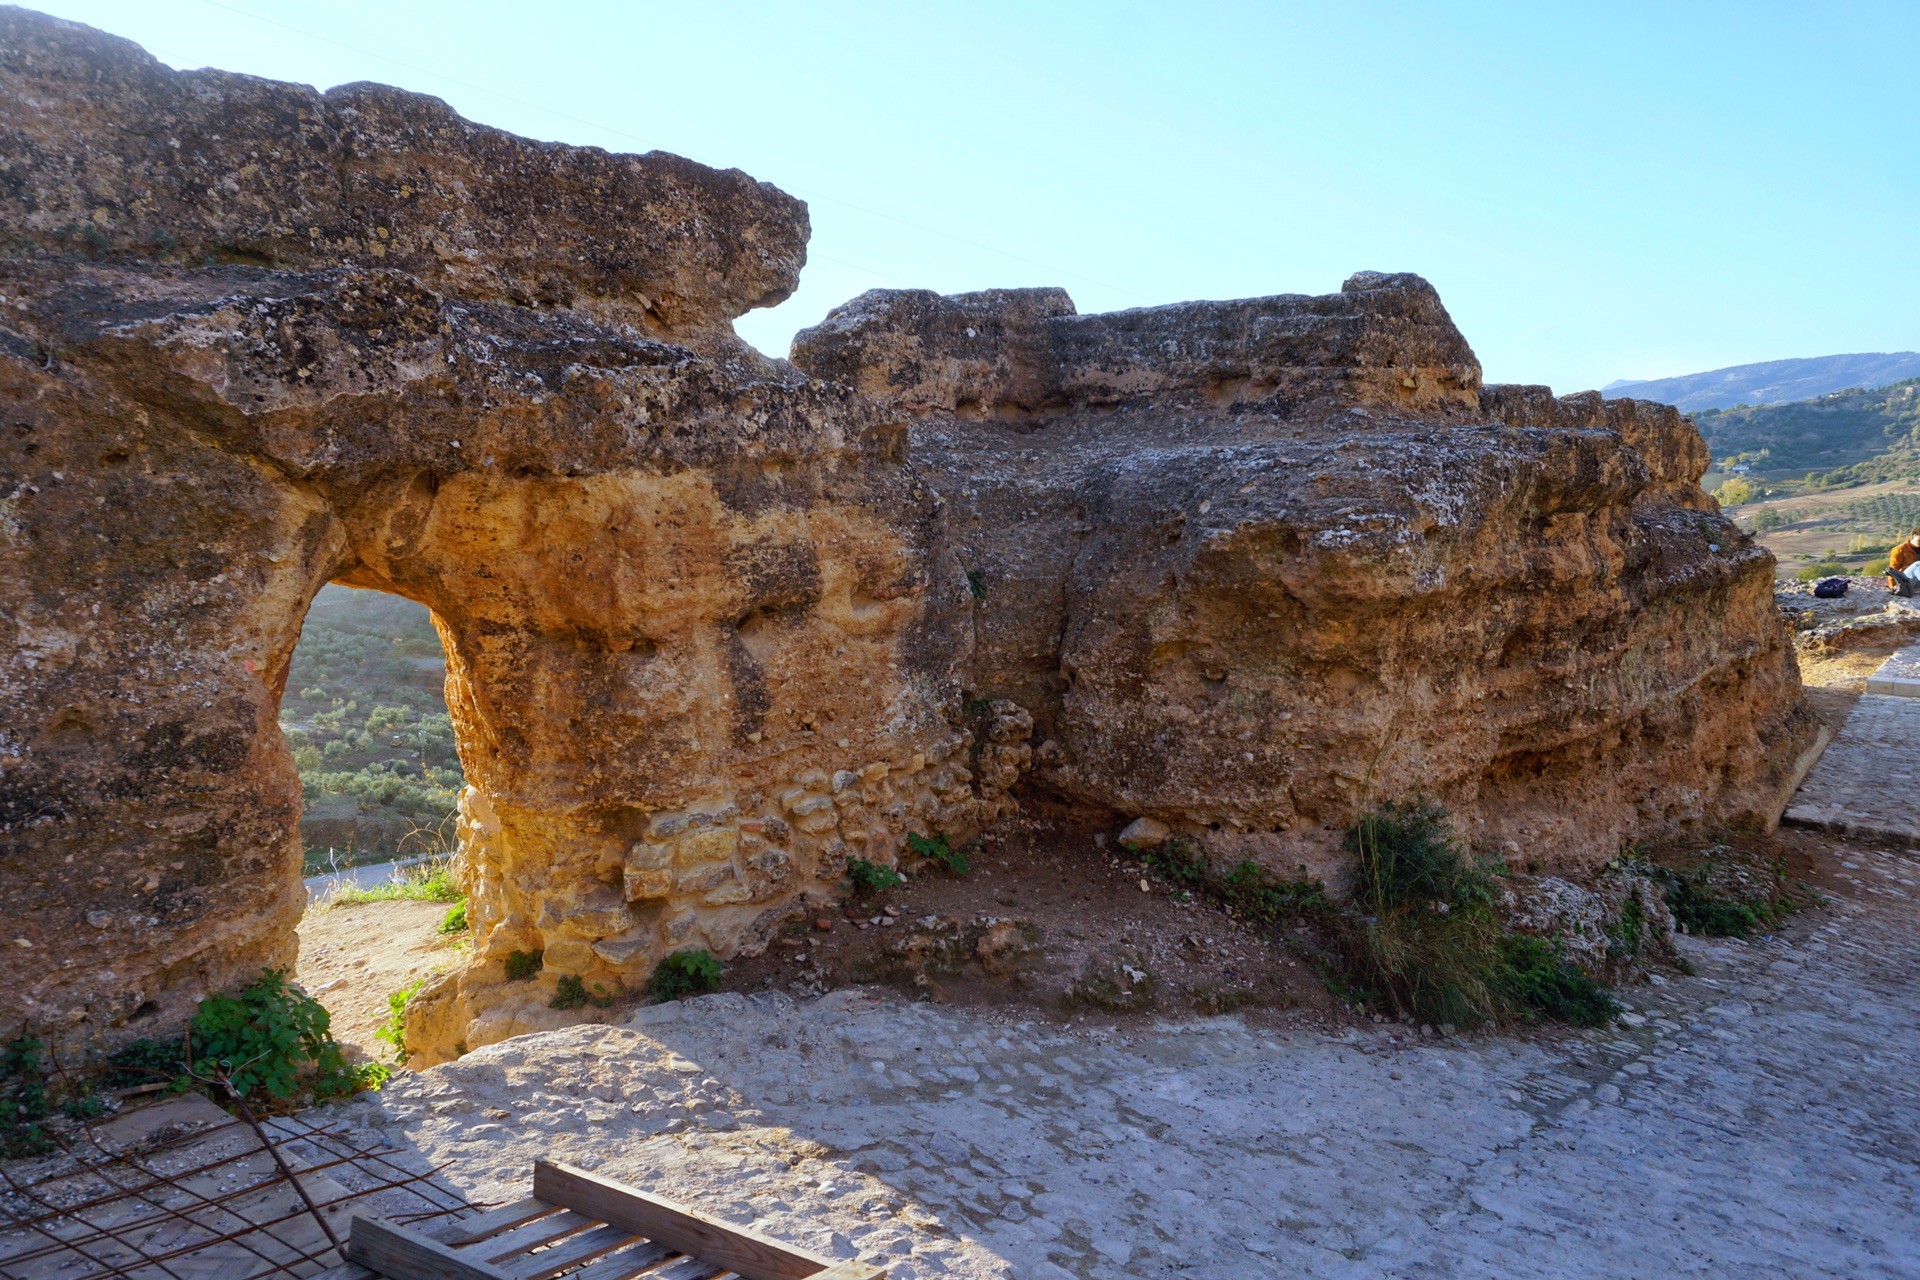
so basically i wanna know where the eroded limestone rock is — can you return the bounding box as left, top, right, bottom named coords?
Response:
left=791, top=278, right=1821, bottom=881
left=0, top=9, right=1817, bottom=1062
left=0, top=9, right=1013, bottom=1062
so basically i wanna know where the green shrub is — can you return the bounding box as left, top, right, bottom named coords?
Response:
left=549, top=974, right=617, bottom=1010
left=105, top=1037, right=190, bottom=1090
left=847, top=857, right=904, bottom=895
left=375, top=977, right=426, bottom=1064
left=63, top=1093, right=108, bottom=1122
left=646, top=949, right=723, bottom=1003
left=908, top=831, right=968, bottom=876
left=1341, top=899, right=1511, bottom=1028
left=1141, top=838, right=1328, bottom=925
left=1345, top=797, right=1494, bottom=914
left=2, top=1035, right=53, bottom=1158
left=504, top=949, right=544, bottom=981
left=1621, top=851, right=1791, bottom=938
left=1497, top=935, right=1620, bottom=1026
left=324, top=862, right=463, bottom=907
left=439, top=900, right=468, bottom=934
left=1338, top=801, right=1617, bottom=1029
left=1607, top=895, right=1647, bottom=959
left=189, top=969, right=387, bottom=1101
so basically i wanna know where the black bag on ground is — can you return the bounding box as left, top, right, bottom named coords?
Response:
left=1813, top=577, right=1849, bottom=598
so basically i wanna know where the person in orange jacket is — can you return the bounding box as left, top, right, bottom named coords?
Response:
left=1888, top=531, right=1920, bottom=596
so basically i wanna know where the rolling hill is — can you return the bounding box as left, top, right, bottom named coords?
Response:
left=282, top=585, right=464, bottom=872
left=1698, top=378, right=1920, bottom=484
left=1604, top=352, right=1920, bottom=412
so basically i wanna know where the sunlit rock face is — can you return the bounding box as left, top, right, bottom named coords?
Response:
left=792, top=278, right=1822, bottom=881
left=0, top=8, right=1816, bottom=1062
left=0, top=8, right=1014, bottom=1061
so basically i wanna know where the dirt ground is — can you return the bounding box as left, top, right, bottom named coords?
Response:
left=296, top=897, right=464, bottom=1059
left=722, top=807, right=1348, bottom=1029
left=300, top=817, right=1866, bottom=1071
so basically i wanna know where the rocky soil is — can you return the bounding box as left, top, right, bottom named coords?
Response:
left=313, top=825, right=1917, bottom=1279
left=297, top=898, right=464, bottom=1056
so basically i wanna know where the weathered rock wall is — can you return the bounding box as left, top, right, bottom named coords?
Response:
left=791, top=278, right=1822, bottom=879
left=0, top=9, right=1018, bottom=1061
left=0, top=4, right=803, bottom=340
left=0, top=8, right=1818, bottom=1062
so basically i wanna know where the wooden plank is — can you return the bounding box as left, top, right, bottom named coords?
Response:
left=430, top=1198, right=559, bottom=1247
left=476, top=1211, right=598, bottom=1263
left=346, top=1216, right=516, bottom=1280
left=533, top=1162, right=839, bottom=1280
left=563, top=1239, right=677, bottom=1280
left=307, top=1266, right=376, bottom=1280
left=650, top=1260, right=727, bottom=1280
left=811, top=1265, right=887, bottom=1280
left=508, top=1224, right=643, bottom=1280
left=306, top=1265, right=376, bottom=1280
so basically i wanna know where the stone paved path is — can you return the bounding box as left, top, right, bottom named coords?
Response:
left=1786, top=688, right=1920, bottom=843
left=328, top=848, right=1920, bottom=1279
left=1867, top=643, right=1920, bottom=696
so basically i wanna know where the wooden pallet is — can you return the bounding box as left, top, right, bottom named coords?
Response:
left=322, top=1160, right=884, bottom=1280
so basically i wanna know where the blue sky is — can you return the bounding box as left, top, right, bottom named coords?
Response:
left=30, top=1, right=1920, bottom=391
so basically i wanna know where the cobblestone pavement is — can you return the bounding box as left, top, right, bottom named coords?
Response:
left=1786, top=690, right=1920, bottom=842
left=1867, top=643, right=1920, bottom=696
left=330, top=849, right=1920, bottom=1279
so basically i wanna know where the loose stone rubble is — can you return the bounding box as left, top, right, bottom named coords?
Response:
left=328, top=846, right=1920, bottom=1278
left=0, top=7, right=1819, bottom=1060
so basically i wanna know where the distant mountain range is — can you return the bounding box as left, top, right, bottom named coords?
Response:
left=1603, top=352, right=1920, bottom=412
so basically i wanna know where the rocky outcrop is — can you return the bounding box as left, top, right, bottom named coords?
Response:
left=0, top=9, right=1817, bottom=1062
left=0, top=9, right=1013, bottom=1062
left=791, top=279, right=1821, bottom=881
left=0, top=5, right=803, bottom=341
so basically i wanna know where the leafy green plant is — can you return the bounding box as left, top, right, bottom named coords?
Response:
left=2, top=1035, right=53, bottom=1158
left=439, top=900, right=468, bottom=934
left=189, top=970, right=386, bottom=1101
left=549, top=974, right=618, bottom=1010
left=1606, top=895, right=1647, bottom=959
left=908, top=831, right=969, bottom=877
left=63, top=1093, right=108, bottom=1122
left=105, top=1037, right=190, bottom=1090
left=1497, top=935, right=1620, bottom=1026
left=1141, top=838, right=1329, bottom=926
left=847, top=856, right=905, bottom=895
left=1619, top=849, right=1793, bottom=938
left=376, top=977, right=427, bottom=1064
left=504, top=949, right=545, bottom=981
left=646, top=949, right=723, bottom=1003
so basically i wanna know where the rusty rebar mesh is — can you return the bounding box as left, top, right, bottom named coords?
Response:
left=0, top=1097, right=476, bottom=1280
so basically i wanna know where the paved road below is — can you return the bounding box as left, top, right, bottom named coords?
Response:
left=326, top=845, right=1920, bottom=1279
